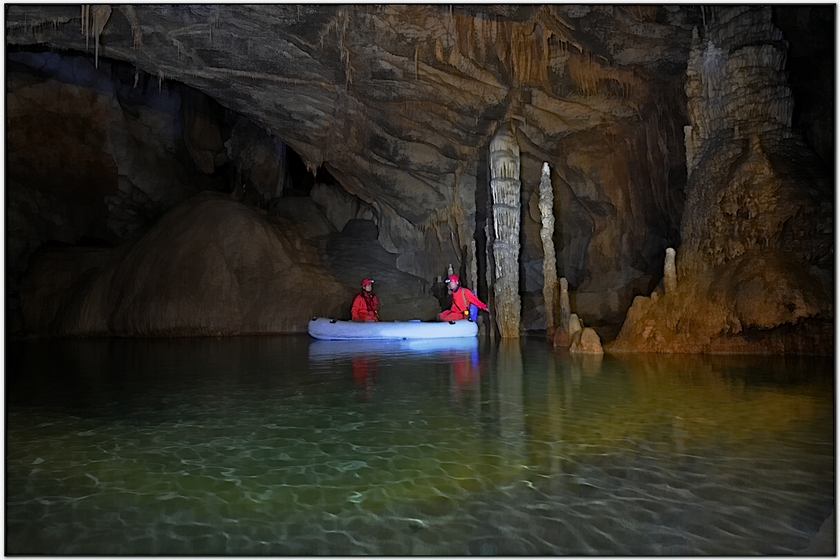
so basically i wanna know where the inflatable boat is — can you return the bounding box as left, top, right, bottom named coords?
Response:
left=307, top=317, right=478, bottom=340
left=308, top=337, right=479, bottom=360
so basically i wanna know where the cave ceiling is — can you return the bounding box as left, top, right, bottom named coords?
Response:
left=6, top=4, right=701, bottom=225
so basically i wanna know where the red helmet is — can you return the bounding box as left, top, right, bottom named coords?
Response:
left=361, top=278, right=374, bottom=287
left=445, top=274, right=460, bottom=284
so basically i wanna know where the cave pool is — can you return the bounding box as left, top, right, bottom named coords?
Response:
left=6, top=335, right=834, bottom=555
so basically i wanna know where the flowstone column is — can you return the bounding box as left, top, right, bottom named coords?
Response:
left=539, top=162, right=558, bottom=334
left=488, top=124, right=521, bottom=338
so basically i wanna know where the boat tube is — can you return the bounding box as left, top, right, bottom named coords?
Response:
left=307, top=317, right=478, bottom=340
left=308, top=337, right=479, bottom=360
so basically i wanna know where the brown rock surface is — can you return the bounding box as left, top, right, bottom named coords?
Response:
left=21, top=192, right=445, bottom=336
left=6, top=4, right=697, bottom=332
left=5, top=5, right=833, bottom=347
left=22, top=193, right=353, bottom=336
left=610, top=7, right=833, bottom=355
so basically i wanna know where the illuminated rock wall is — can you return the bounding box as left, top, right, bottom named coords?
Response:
left=612, top=6, right=833, bottom=354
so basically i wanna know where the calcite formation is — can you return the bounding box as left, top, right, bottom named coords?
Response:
left=664, top=248, right=677, bottom=294
left=6, top=4, right=704, bottom=336
left=611, top=6, right=833, bottom=354
left=538, top=162, right=558, bottom=333
left=489, top=124, right=522, bottom=338
left=552, top=277, right=572, bottom=348
left=570, top=327, right=605, bottom=356
left=4, top=5, right=833, bottom=347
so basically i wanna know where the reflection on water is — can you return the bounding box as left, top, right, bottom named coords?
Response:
left=6, top=336, right=835, bottom=555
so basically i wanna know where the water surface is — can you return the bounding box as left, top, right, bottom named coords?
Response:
left=6, top=336, right=835, bottom=554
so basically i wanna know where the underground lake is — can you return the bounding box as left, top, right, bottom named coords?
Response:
left=5, top=335, right=834, bottom=555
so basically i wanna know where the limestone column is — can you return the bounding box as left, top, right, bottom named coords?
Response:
left=538, top=162, right=558, bottom=334
left=488, top=123, right=521, bottom=338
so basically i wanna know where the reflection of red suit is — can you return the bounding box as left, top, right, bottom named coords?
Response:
left=353, top=357, right=377, bottom=382
left=353, top=356, right=377, bottom=400
left=351, top=291, right=379, bottom=321
left=438, top=287, right=487, bottom=321
left=453, top=354, right=472, bottom=385
left=450, top=349, right=480, bottom=406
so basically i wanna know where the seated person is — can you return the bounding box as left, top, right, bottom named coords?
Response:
left=351, top=278, right=379, bottom=321
left=438, top=274, right=488, bottom=321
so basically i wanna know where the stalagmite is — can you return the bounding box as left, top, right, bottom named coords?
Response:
left=488, top=123, right=521, bottom=338
left=664, top=247, right=677, bottom=294
left=570, top=327, right=604, bottom=355
left=568, top=313, right=582, bottom=343
left=559, top=278, right=571, bottom=328
left=538, top=162, right=558, bottom=334
left=568, top=312, right=603, bottom=355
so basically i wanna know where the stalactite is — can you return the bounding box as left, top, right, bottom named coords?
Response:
left=118, top=5, right=142, bottom=51
left=81, top=5, right=111, bottom=68
left=439, top=8, right=574, bottom=88
left=568, top=51, right=639, bottom=98
left=488, top=123, right=521, bottom=338
left=538, top=162, right=558, bottom=333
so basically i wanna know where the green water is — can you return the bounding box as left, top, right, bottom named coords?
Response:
left=5, top=336, right=835, bottom=554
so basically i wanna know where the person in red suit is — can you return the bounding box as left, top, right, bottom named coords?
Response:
left=438, top=274, right=488, bottom=321
left=351, top=278, right=379, bottom=321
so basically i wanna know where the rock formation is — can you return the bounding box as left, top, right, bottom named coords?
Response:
left=489, top=123, right=522, bottom=338
left=21, top=193, right=352, bottom=336
left=539, top=162, right=558, bottom=334
left=20, top=191, right=447, bottom=336
left=552, top=277, right=573, bottom=348
left=664, top=248, right=677, bottom=294
left=570, top=327, right=605, bottom=356
left=4, top=5, right=833, bottom=348
left=611, top=6, right=833, bottom=355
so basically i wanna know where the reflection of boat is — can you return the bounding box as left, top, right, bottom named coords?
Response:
left=307, top=317, right=478, bottom=341
left=308, top=337, right=479, bottom=360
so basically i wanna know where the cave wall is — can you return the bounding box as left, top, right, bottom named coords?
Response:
left=611, top=6, right=834, bottom=354
left=6, top=52, right=224, bottom=279
left=5, top=5, right=833, bottom=343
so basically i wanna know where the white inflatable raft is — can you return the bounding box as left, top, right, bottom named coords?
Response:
left=307, top=317, right=478, bottom=340
left=308, top=337, right=478, bottom=360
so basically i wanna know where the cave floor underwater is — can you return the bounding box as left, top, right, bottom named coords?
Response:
left=5, top=335, right=834, bottom=555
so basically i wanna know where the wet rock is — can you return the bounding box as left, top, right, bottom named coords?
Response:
left=570, top=327, right=604, bottom=355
